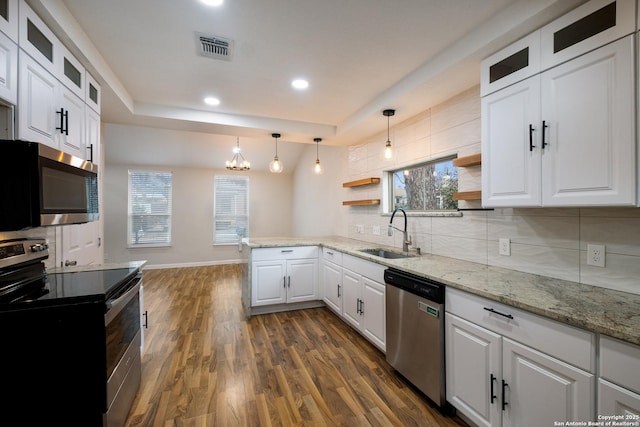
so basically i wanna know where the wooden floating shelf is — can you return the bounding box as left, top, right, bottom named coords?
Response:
left=453, top=153, right=481, bottom=168
left=453, top=191, right=482, bottom=201
left=342, top=199, right=381, bottom=206
left=343, top=177, right=380, bottom=188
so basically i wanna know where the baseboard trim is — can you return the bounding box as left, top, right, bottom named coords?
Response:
left=143, top=259, right=247, bottom=270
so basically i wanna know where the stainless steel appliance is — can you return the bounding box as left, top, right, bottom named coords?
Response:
left=0, top=238, right=142, bottom=426
left=385, top=268, right=446, bottom=406
left=0, top=140, right=99, bottom=231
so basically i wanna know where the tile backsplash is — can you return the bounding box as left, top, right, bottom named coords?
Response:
left=344, top=85, right=640, bottom=295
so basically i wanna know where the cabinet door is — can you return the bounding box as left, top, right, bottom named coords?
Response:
left=599, top=379, right=640, bottom=417
left=59, top=86, right=86, bottom=158
left=85, top=106, right=100, bottom=165
left=17, top=50, right=58, bottom=147
left=361, top=277, right=385, bottom=351
left=0, top=30, right=17, bottom=105
left=341, top=269, right=362, bottom=330
left=251, top=260, right=286, bottom=306
left=502, top=338, right=594, bottom=427
left=445, top=313, right=502, bottom=427
left=322, top=261, right=342, bottom=314
left=482, top=76, right=542, bottom=207
left=541, top=35, right=635, bottom=206
left=0, top=0, right=18, bottom=43
left=286, top=258, right=318, bottom=303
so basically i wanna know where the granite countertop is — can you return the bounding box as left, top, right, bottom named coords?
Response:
left=48, top=260, right=147, bottom=274
left=247, top=236, right=640, bottom=347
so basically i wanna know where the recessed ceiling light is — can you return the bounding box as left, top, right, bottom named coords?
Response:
left=204, top=97, right=220, bottom=106
left=291, top=79, right=309, bottom=90
left=201, top=0, right=223, bottom=6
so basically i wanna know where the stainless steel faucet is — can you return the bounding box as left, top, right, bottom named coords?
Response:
left=388, top=208, right=412, bottom=252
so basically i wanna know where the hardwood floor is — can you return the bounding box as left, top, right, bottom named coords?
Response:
left=125, top=265, right=467, bottom=427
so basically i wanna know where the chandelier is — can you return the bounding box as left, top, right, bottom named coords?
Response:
left=225, top=137, right=250, bottom=171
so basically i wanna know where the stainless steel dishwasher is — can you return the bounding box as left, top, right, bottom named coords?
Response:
left=385, top=268, right=445, bottom=406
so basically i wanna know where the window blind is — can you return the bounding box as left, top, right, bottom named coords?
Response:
left=214, top=175, right=249, bottom=244
left=128, top=171, right=173, bottom=246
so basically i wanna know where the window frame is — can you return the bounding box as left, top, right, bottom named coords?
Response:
left=383, top=155, right=461, bottom=216
left=213, top=175, right=249, bottom=246
left=127, top=170, right=173, bottom=248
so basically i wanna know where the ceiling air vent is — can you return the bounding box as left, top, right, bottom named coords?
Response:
left=195, top=32, right=233, bottom=61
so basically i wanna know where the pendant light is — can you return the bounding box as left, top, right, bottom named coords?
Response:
left=225, top=137, right=250, bottom=171
left=313, top=137, right=323, bottom=175
left=383, top=109, right=395, bottom=159
left=269, top=133, right=283, bottom=173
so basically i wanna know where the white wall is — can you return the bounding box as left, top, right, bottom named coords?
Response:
left=103, top=125, right=295, bottom=267
left=297, top=85, right=640, bottom=295
left=292, top=144, right=349, bottom=237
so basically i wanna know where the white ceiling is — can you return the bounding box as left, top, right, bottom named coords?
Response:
left=28, top=0, right=584, bottom=168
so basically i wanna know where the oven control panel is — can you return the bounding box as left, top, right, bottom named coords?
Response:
left=0, top=238, right=49, bottom=269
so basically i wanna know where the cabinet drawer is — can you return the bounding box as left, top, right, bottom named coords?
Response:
left=251, top=246, right=318, bottom=261
left=322, top=247, right=342, bottom=265
left=446, top=287, right=595, bottom=372
left=540, top=0, right=635, bottom=70
left=342, top=254, right=385, bottom=284
left=600, top=336, right=640, bottom=394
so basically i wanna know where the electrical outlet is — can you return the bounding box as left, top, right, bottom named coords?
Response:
left=499, top=238, right=510, bottom=256
left=356, top=224, right=364, bottom=234
left=372, top=226, right=380, bottom=235
left=587, top=244, right=606, bottom=267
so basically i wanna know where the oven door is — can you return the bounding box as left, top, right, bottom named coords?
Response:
left=104, top=274, right=142, bottom=424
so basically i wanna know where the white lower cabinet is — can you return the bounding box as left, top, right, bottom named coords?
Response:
left=341, top=254, right=386, bottom=352
left=599, top=336, right=640, bottom=417
left=321, top=258, right=343, bottom=314
left=251, top=246, right=319, bottom=307
left=446, top=288, right=595, bottom=426
left=320, top=249, right=386, bottom=352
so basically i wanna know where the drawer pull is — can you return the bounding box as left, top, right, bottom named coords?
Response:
left=326, top=251, right=334, bottom=255
left=281, top=249, right=294, bottom=253
left=484, top=307, right=514, bottom=320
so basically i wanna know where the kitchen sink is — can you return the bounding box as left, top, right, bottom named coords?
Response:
left=358, top=248, right=415, bottom=259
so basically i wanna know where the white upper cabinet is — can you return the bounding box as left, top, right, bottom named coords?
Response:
left=480, top=31, right=541, bottom=97
left=0, top=28, right=17, bottom=105
left=58, top=85, right=86, bottom=159
left=482, top=76, right=542, bottom=207
left=19, top=0, right=59, bottom=72
left=481, top=0, right=636, bottom=207
left=0, top=0, right=18, bottom=43
left=18, top=50, right=58, bottom=146
left=58, top=43, right=85, bottom=100
left=540, top=0, right=635, bottom=70
left=85, top=72, right=101, bottom=114
left=540, top=36, right=635, bottom=206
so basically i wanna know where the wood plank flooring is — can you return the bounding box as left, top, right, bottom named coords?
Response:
left=125, top=265, right=467, bottom=427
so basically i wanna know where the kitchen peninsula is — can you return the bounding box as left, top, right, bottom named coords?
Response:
left=244, top=236, right=640, bottom=346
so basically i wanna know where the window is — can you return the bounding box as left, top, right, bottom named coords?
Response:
left=128, top=171, right=172, bottom=247
left=389, top=157, right=458, bottom=211
left=214, top=175, right=249, bottom=244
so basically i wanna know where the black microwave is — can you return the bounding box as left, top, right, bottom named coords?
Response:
left=0, top=140, right=98, bottom=231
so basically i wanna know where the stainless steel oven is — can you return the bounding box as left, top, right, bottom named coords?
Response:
left=0, top=238, right=144, bottom=426
left=104, top=273, right=143, bottom=427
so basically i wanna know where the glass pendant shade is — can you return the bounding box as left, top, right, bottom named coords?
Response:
left=383, top=109, right=395, bottom=159
left=384, top=140, right=393, bottom=159
left=313, top=137, right=323, bottom=175
left=269, top=133, right=283, bottom=173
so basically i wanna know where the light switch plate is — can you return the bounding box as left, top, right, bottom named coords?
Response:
left=499, top=238, right=510, bottom=256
